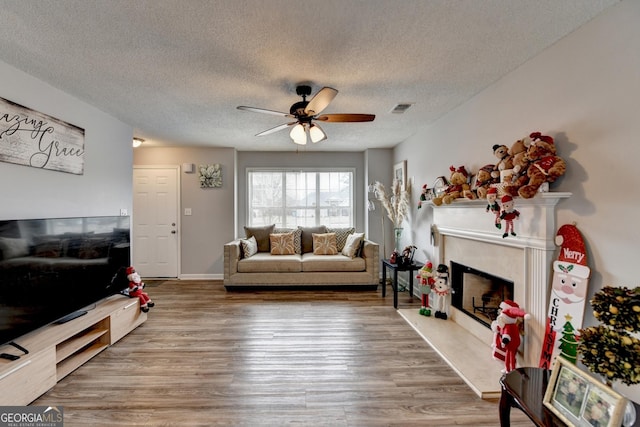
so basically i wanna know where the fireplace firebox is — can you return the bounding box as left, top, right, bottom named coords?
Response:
left=450, top=261, right=514, bottom=328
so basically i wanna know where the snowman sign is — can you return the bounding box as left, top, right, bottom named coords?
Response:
left=539, top=224, right=591, bottom=369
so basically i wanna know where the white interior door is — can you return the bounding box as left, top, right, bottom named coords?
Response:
left=133, top=166, right=179, bottom=278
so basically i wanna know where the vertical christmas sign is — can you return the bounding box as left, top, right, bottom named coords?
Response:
left=539, top=224, right=591, bottom=369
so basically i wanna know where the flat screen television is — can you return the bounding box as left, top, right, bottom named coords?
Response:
left=0, top=215, right=131, bottom=349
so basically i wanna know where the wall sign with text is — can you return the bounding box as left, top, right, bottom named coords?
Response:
left=0, top=96, right=85, bottom=175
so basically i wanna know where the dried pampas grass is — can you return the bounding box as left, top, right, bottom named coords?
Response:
left=373, top=179, right=410, bottom=227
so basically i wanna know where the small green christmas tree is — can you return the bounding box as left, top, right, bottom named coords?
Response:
left=559, top=314, right=578, bottom=363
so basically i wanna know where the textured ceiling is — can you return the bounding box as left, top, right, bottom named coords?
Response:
left=0, top=0, right=619, bottom=151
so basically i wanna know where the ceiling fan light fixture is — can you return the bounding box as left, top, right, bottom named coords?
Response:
left=238, top=85, right=374, bottom=145
left=290, top=123, right=307, bottom=145
left=309, top=123, right=326, bottom=143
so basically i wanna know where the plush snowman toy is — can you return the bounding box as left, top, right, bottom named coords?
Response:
left=432, top=264, right=450, bottom=320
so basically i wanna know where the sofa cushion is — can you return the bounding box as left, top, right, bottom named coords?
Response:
left=244, top=224, right=275, bottom=252
left=301, top=253, right=366, bottom=272
left=237, top=252, right=302, bottom=273
left=240, top=235, right=258, bottom=258
left=342, top=232, right=364, bottom=258
left=327, top=227, right=355, bottom=251
left=312, top=233, right=337, bottom=255
left=274, top=227, right=302, bottom=254
left=298, top=225, right=327, bottom=253
left=270, top=232, right=296, bottom=255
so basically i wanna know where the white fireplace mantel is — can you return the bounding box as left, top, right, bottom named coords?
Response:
left=432, top=192, right=571, bottom=251
left=431, top=192, right=571, bottom=367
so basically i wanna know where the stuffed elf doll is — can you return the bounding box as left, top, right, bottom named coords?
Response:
left=416, top=261, right=434, bottom=316
left=485, top=187, right=501, bottom=229
left=126, top=266, right=154, bottom=312
left=499, top=195, right=520, bottom=238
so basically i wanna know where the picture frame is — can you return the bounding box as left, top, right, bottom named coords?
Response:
left=543, top=357, right=628, bottom=427
left=432, top=176, right=448, bottom=197
left=393, top=160, right=407, bottom=190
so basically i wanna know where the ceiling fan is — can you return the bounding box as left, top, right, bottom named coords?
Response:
left=237, top=85, right=375, bottom=145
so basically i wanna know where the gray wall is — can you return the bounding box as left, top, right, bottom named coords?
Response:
left=131, top=148, right=393, bottom=278
left=133, top=147, right=236, bottom=278
left=364, top=148, right=394, bottom=258
left=0, top=60, right=133, bottom=221
left=236, top=151, right=371, bottom=236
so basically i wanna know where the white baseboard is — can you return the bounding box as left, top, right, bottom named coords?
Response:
left=178, top=274, right=223, bottom=280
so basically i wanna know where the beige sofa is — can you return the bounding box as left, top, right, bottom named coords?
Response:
left=223, top=226, right=379, bottom=290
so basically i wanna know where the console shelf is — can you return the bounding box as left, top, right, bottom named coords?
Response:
left=0, top=295, right=146, bottom=405
left=57, top=340, right=109, bottom=380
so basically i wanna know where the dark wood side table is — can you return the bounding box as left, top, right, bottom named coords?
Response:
left=381, top=259, right=423, bottom=309
left=499, top=367, right=559, bottom=426
left=499, top=367, right=640, bottom=427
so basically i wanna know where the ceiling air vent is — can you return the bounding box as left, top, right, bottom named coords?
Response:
left=390, top=102, right=414, bottom=114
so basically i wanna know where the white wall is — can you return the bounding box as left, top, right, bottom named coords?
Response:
left=394, top=0, right=640, bottom=402
left=0, top=60, right=133, bottom=220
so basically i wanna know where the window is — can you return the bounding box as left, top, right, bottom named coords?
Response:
left=247, top=168, right=354, bottom=228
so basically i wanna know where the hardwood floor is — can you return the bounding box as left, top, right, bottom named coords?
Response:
left=33, top=281, right=531, bottom=426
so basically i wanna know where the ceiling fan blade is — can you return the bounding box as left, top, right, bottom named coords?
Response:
left=255, top=122, right=297, bottom=137
left=237, top=106, right=294, bottom=118
left=304, top=87, right=338, bottom=116
left=315, top=114, right=375, bottom=123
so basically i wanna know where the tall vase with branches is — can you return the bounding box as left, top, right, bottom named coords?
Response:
left=373, top=179, right=410, bottom=252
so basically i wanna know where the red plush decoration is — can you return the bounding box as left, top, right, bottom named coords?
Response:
left=503, top=132, right=566, bottom=198
left=432, top=165, right=475, bottom=205
left=126, top=266, right=154, bottom=312
left=493, top=300, right=530, bottom=373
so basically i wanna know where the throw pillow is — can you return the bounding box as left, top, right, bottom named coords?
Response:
left=327, top=227, right=355, bottom=252
left=299, top=225, right=327, bottom=253
left=244, top=224, right=275, bottom=252
left=77, top=237, right=110, bottom=259
left=312, top=232, right=337, bottom=255
left=270, top=232, right=296, bottom=255
left=33, top=238, right=62, bottom=258
left=0, top=237, right=29, bottom=260
left=341, top=232, right=364, bottom=258
left=274, top=227, right=302, bottom=254
left=240, top=235, right=258, bottom=258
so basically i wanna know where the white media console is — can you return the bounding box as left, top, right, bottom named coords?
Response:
left=0, top=294, right=146, bottom=405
